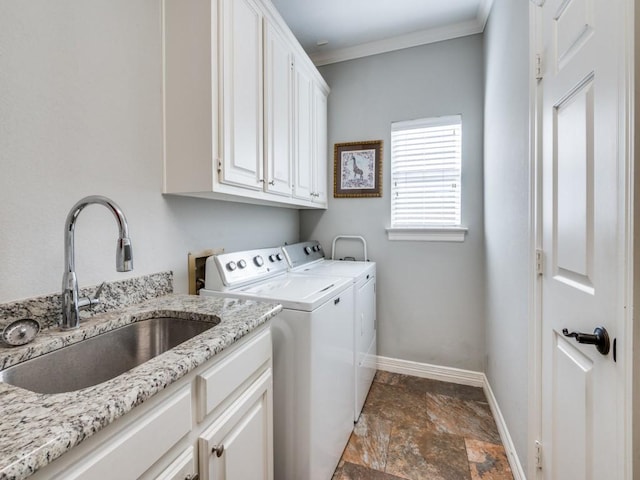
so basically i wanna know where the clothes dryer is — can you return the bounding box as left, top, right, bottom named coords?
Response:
left=282, top=240, right=377, bottom=422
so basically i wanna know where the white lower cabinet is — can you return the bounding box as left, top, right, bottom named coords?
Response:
left=154, top=447, right=197, bottom=480
left=30, top=324, right=273, bottom=480
left=198, top=371, right=273, bottom=480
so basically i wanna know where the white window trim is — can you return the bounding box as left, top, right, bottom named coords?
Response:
left=390, top=115, right=464, bottom=239
left=386, top=226, right=468, bottom=242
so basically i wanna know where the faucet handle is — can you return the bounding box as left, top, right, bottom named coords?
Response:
left=89, top=281, right=106, bottom=307
left=93, top=281, right=106, bottom=299
left=78, top=282, right=106, bottom=310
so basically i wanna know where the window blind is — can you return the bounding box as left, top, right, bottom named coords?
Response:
left=391, top=115, right=462, bottom=227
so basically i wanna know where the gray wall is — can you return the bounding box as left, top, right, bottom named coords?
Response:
left=301, top=35, right=486, bottom=371
left=483, top=0, right=531, bottom=471
left=0, top=0, right=299, bottom=303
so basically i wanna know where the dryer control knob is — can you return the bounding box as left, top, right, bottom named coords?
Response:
left=312, top=245, right=320, bottom=252
left=276, top=253, right=284, bottom=261
left=254, top=255, right=264, bottom=267
left=268, top=254, right=277, bottom=262
left=304, top=246, right=312, bottom=255
left=237, top=259, right=247, bottom=269
left=226, top=261, right=237, bottom=271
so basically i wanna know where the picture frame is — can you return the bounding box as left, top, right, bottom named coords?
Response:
left=333, top=140, right=383, bottom=198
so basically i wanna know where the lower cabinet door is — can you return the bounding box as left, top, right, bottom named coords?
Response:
left=198, top=370, right=273, bottom=480
left=153, top=446, right=198, bottom=480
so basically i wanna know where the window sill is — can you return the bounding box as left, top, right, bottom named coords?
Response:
left=385, top=226, right=468, bottom=242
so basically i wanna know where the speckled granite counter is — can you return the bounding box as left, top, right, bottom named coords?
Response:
left=0, top=294, right=281, bottom=480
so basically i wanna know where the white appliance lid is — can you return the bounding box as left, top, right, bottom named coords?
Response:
left=236, top=273, right=351, bottom=310
left=295, top=260, right=375, bottom=281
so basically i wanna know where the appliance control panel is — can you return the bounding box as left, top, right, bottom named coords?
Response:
left=282, top=241, right=325, bottom=269
left=205, top=247, right=288, bottom=290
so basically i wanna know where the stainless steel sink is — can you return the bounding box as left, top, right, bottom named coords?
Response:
left=0, top=317, right=217, bottom=394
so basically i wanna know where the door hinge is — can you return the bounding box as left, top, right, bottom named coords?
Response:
left=535, top=440, right=543, bottom=469
left=217, top=159, right=222, bottom=174
left=535, top=53, right=543, bottom=80
left=536, top=249, right=544, bottom=275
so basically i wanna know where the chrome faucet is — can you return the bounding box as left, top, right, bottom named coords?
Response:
left=61, top=195, right=133, bottom=330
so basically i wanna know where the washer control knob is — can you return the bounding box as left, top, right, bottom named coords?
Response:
left=276, top=253, right=284, bottom=261
left=237, top=259, right=247, bottom=269
left=226, top=261, right=237, bottom=272
left=313, top=245, right=320, bottom=252
left=269, top=254, right=277, bottom=262
left=254, top=255, right=264, bottom=267
left=304, top=246, right=312, bottom=255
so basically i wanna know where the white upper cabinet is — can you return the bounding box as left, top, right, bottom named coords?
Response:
left=219, top=0, right=264, bottom=190
left=264, top=22, right=293, bottom=197
left=293, top=59, right=314, bottom=202
left=292, top=59, right=329, bottom=207
left=162, top=0, right=329, bottom=209
left=313, top=84, right=328, bottom=205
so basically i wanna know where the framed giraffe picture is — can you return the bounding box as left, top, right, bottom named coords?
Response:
left=333, top=140, right=383, bottom=198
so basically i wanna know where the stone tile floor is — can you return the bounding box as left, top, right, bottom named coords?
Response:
left=332, top=371, right=514, bottom=480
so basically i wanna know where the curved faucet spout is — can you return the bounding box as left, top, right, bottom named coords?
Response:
left=61, top=195, right=133, bottom=330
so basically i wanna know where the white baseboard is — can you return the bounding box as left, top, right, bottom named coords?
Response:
left=375, top=355, right=484, bottom=387
left=481, top=373, right=527, bottom=480
left=375, top=355, right=526, bottom=479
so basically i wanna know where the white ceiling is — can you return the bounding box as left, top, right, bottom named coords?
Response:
left=270, top=0, right=493, bottom=66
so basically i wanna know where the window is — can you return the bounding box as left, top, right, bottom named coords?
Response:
left=388, top=115, right=466, bottom=241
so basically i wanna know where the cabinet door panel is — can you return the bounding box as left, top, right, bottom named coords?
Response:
left=313, top=86, right=328, bottom=204
left=293, top=63, right=314, bottom=200
left=220, top=0, right=263, bottom=189
left=264, top=23, right=293, bottom=197
left=152, top=447, right=197, bottom=480
left=199, top=371, right=273, bottom=480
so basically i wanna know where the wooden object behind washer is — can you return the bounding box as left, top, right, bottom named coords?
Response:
left=188, top=248, right=224, bottom=295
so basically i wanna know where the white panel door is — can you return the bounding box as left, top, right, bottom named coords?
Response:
left=293, top=60, right=314, bottom=201
left=219, top=0, right=263, bottom=190
left=539, top=0, right=626, bottom=478
left=264, top=22, right=293, bottom=197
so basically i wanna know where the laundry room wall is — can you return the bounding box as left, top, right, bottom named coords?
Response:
left=0, top=0, right=299, bottom=303
left=300, top=35, right=486, bottom=371
left=483, top=0, right=531, bottom=471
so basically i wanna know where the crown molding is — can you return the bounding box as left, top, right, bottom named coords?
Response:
left=477, top=0, right=495, bottom=29
left=310, top=0, right=495, bottom=67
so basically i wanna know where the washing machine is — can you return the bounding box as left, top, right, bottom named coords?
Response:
left=200, top=246, right=354, bottom=480
left=282, top=239, right=377, bottom=422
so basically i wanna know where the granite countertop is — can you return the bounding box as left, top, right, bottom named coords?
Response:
left=0, top=294, right=282, bottom=480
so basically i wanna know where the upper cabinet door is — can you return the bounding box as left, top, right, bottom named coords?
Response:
left=264, top=23, right=293, bottom=197
left=313, top=85, right=328, bottom=205
left=219, top=0, right=264, bottom=190
left=293, top=60, right=314, bottom=201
